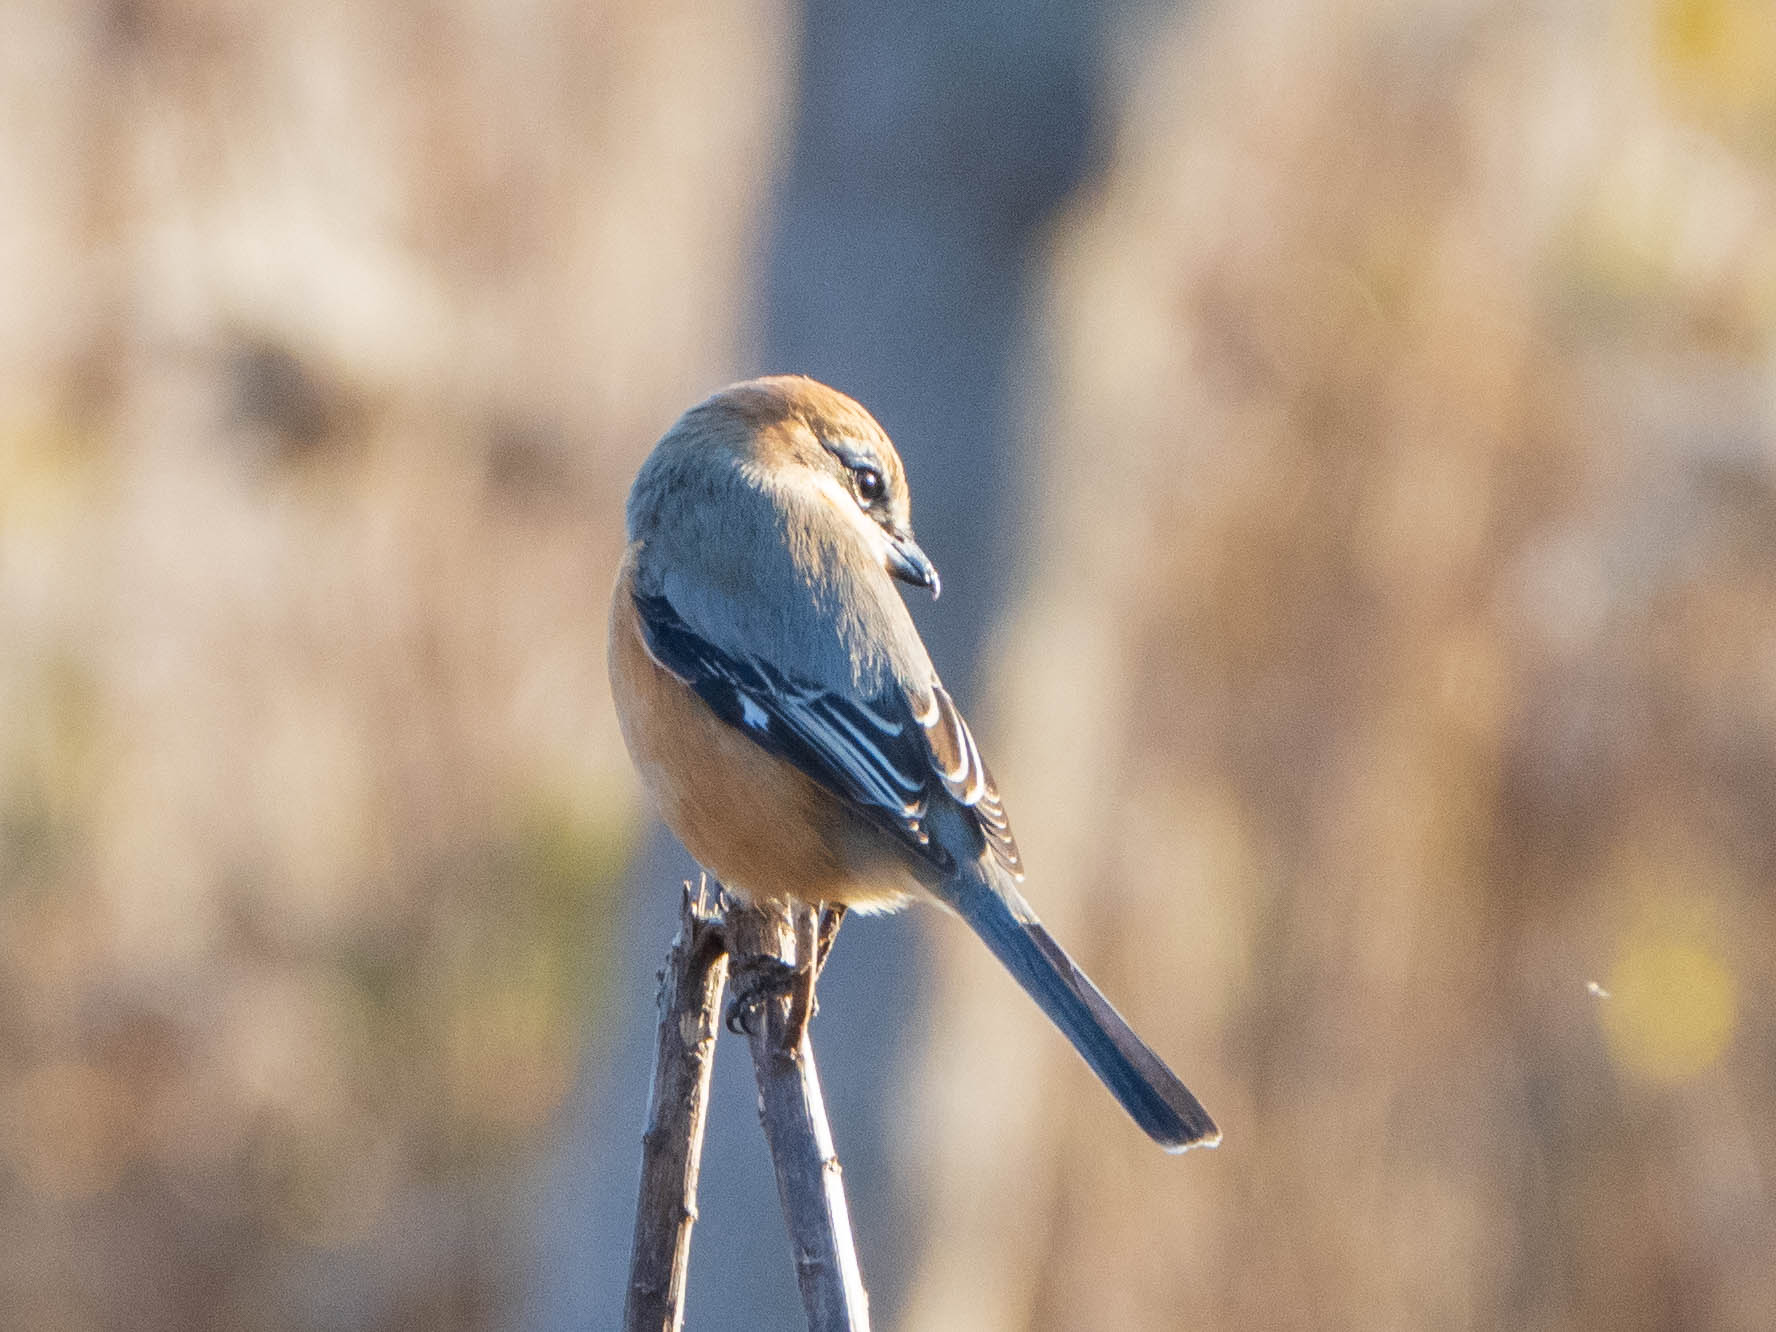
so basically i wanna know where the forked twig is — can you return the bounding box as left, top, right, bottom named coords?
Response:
left=622, top=882, right=868, bottom=1331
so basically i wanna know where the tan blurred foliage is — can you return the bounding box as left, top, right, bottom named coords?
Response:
left=7, top=0, right=1776, bottom=1326
left=0, top=0, right=788, bottom=1326
left=905, top=1, right=1776, bottom=1329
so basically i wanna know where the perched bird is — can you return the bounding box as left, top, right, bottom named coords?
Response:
left=608, top=375, right=1218, bottom=1151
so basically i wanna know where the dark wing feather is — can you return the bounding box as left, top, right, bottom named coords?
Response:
left=634, top=590, right=1022, bottom=879
left=634, top=591, right=954, bottom=872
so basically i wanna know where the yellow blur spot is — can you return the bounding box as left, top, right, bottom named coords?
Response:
left=1656, top=0, right=1776, bottom=129
left=1600, top=937, right=1737, bottom=1084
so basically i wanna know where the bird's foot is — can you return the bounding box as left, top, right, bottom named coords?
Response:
left=724, top=956, right=799, bottom=1038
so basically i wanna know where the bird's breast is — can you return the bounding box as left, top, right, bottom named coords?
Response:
left=607, top=560, right=919, bottom=913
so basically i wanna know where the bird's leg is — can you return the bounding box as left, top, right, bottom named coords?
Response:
left=781, top=902, right=821, bottom=1054
left=814, top=903, right=848, bottom=978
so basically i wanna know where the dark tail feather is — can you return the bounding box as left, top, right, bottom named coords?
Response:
left=937, top=870, right=1219, bottom=1152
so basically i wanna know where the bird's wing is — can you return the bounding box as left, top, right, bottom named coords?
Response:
left=634, top=588, right=1022, bottom=878
left=912, top=682, right=1023, bottom=879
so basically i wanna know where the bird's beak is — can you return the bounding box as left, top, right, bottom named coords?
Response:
left=886, top=532, right=941, bottom=599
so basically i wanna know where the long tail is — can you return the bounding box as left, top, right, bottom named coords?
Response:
left=934, top=867, right=1219, bottom=1152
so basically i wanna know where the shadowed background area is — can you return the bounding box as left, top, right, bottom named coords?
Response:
left=3, top=0, right=1775, bottom=1329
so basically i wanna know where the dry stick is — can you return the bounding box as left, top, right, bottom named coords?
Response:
left=724, top=897, right=871, bottom=1332
left=622, top=878, right=730, bottom=1332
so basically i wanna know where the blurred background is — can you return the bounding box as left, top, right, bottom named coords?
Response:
left=3, top=0, right=1774, bottom=1327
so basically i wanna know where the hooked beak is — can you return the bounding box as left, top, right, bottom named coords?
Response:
left=886, top=532, right=941, bottom=599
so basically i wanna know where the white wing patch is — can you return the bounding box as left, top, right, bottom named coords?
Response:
left=915, top=681, right=1023, bottom=879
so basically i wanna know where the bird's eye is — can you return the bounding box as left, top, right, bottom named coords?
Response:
left=853, top=466, right=885, bottom=507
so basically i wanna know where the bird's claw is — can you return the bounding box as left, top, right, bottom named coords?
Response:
left=724, top=956, right=799, bottom=1037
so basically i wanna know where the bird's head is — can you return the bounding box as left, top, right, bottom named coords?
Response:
left=661, top=375, right=941, bottom=598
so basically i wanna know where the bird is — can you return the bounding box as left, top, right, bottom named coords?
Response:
left=608, top=374, right=1218, bottom=1152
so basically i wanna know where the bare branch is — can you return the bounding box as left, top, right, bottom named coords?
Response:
left=623, top=878, right=730, bottom=1332
left=725, top=897, right=871, bottom=1332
